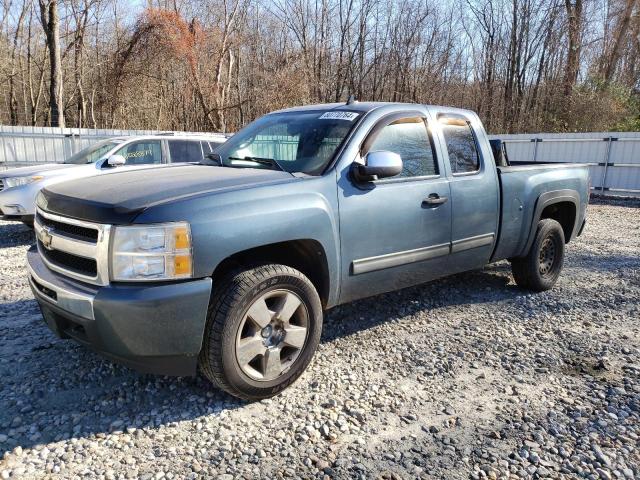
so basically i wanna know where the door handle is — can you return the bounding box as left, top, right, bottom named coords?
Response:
left=422, top=193, right=448, bottom=207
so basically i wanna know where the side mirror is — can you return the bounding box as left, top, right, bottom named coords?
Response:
left=204, top=153, right=223, bottom=165
left=107, top=154, right=126, bottom=167
left=353, top=151, right=403, bottom=182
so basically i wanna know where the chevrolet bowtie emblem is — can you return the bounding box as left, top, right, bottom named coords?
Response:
left=39, top=225, right=54, bottom=250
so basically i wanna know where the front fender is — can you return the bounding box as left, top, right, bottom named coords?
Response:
left=0, top=181, right=44, bottom=216
left=134, top=174, right=341, bottom=306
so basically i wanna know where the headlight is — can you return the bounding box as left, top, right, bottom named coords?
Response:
left=111, top=222, right=193, bottom=281
left=4, top=175, right=44, bottom=188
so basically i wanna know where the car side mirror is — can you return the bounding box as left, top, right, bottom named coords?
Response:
left=204, top=153, right=223, bottom=166
left=353, top=151, right=403, bottom=182
left=106, top=154, right=126, bottom=167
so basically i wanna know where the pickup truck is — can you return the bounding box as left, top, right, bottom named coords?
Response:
left=0, top=133, right=227, bottom=225
left=27, top=102, right=589, bottom=400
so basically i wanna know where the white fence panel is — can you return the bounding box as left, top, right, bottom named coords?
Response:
left=490, top=132, right=640, bottom=196
left=0, top=126, right=213, bottom=169
left=2, top=127, right=639, bottom=195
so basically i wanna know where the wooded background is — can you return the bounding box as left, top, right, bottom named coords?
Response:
left=1, top=0, right=639, bottom=134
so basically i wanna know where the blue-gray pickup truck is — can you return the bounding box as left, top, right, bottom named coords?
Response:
left=27, top=102, right=589, bottom=400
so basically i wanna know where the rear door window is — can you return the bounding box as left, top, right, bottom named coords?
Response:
left=439, top=116, right=481, bottom=174
left=168, top=140, right=205, bottom=163
left=116, top=140, right=163, bottom=166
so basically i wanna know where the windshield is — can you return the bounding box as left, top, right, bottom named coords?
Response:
left=64, top=139, right=123, bottom=164
left=214, top=111, right=361, bottom=175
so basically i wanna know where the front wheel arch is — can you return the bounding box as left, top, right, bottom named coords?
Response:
left=211, top=239, right=331, bottom=309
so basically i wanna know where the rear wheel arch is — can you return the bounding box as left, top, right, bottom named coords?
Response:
left=522, top=190, right=580, bottom=256
left=539, top=201, right=576, bottom=243
left=211, top=239, right=331, bottom=309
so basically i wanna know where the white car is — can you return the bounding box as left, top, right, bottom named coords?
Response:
left=0, top=133, right=227, bottom=225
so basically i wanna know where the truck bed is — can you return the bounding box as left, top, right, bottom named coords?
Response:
left=492, top=163, right=590, bottom=262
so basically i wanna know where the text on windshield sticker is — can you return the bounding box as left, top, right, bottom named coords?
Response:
left=319, top=111, right=359, bottom=121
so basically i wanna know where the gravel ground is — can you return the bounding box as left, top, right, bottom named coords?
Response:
left=1, top=199, right=639, bottom=480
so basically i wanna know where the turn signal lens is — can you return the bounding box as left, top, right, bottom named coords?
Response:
left=173, top=255, right=192, bottom=276
left=174, top=226, right=191, bottom=250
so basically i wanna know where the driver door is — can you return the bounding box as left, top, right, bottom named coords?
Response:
left=338, top=112, right=452, bottom=303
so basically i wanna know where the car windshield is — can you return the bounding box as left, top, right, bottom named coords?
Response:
left=214, top=111, right=361, bottom=175
left=63, top=139, right=123, bottom=164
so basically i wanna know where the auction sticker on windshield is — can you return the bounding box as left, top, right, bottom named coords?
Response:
left=319, top=111, right=359, bottom=121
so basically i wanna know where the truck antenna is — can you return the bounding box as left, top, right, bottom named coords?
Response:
left=346, top=94, right=356, bottom=105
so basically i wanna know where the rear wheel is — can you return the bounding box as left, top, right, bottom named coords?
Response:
left=199, top=264, right=322, bottom=400
left=511, top=218, right=565, bottom=292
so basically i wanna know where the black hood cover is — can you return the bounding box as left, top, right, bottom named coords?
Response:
left=38, top=164, right=296, bottom=224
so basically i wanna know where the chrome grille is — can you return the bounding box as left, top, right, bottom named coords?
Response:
left=36, top=211, right=99, bottom=242
left=0, top=178, right=4, bottom=192
left=34, top=208, right=111, bottom=286
left=38, top=243, right=98, bottom=277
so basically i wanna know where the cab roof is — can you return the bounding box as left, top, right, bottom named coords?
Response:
left=107, top=133, right=228, bottom=143
left=271, top=101, right=477, bottom=118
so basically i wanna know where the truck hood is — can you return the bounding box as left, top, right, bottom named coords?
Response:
left=1, top=163, right=77, bottom=178
left=38, top=164, right=298, bottom=224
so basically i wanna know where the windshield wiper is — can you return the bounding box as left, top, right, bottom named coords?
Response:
left=227, top=156, right=284, bottom=172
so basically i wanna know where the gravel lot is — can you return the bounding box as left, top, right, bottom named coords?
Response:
left=1, top=198, right=639, bottom=480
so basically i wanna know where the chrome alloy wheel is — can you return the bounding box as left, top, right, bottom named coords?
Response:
left=235, top=289, right=309, bottom=381
left=539, top=237, right=556, bottom=276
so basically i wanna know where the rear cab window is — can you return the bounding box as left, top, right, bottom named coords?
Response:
left=438, top=114, right=481, bottom=175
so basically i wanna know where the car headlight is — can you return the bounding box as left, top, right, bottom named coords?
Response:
left=4, top=175, right=44, bottom=188
left=111, top=222, right=193, bottom=281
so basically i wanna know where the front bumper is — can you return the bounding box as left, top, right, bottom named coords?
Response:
left=0, top=182, right=39, bottom=218
left=27, top=247, right=213, bottom=376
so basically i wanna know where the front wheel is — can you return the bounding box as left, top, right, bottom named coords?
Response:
left=511, top=218, right=565, bottom=292
left=199, top=264, right=323, bottom=400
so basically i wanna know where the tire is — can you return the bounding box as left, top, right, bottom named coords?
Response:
left=199, top=264, right=323, bottom=401
left=511, top=218, right=565, bottom=292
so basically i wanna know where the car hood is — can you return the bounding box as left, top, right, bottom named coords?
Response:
left=1, top=163, right=77, bottom=178
left=38, top=164, right=298, bottom=224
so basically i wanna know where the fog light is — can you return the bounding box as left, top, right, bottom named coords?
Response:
left=2, top=204, right=26, bottom=215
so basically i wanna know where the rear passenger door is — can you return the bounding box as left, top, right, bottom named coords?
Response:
left=433, top=111, right=499, bottom=271
left=167, top=140, right=206, bottom=163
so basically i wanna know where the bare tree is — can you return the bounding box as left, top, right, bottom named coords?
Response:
left=563, top=0, right=583, bottom=96
left=601, top=0, right=638, bottom=84
left=38, top=0, right=64, bottom=126
left=0, top=0, right=638, bottom=133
